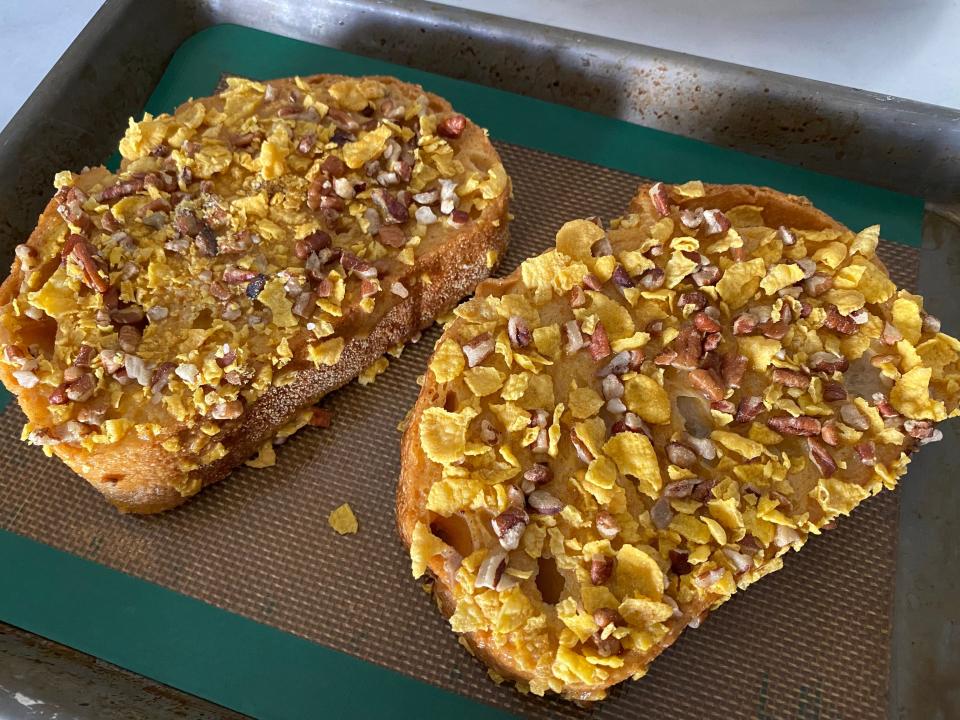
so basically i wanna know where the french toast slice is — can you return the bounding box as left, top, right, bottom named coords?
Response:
left=0, top=74, right=510, bottom=512
left=397, top=182, right=959, bottom=700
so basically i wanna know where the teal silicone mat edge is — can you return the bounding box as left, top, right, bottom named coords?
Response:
left=0, top=529, right=511, bottom=720
left=0, top=22, right=925, bottom=720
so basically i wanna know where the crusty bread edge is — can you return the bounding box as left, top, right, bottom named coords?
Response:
left=395, top=182, right=874, bottom=701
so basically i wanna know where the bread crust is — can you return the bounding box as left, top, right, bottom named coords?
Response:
left=396, top=182, right=932, bottom=701
left=0, top=75, right=510, bottom=513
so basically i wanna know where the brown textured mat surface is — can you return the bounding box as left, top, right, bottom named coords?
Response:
left=0, top=144, right=918, bottom=719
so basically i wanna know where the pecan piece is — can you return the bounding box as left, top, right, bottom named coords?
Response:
left=678, top=291, right=708, bottom=311
left=693, top=311, right=721, bottom=334
left=734, top=396, right=763, bottom=424
left=855, top=441, right=877, bottom=466
left=437, top=114, right=467, bottom=138
left=666, top=442, right=697, bottom=468
left=463, top=333, right=495, bottom=367
left=636, top=267, right=665, bottom=291
left=71, top=239, right=109, bottom=294
left=688, top=368, right=725, bottom=402
left=523, top=463, right=552, bottom=488
left=772, top=367, right=811, bottom=389
left=590, top=555, right=614, bottom=585
left=611, top=265, right=634, bottom=289
left=721, top=353, right=748, bottom=388
left=97, top=178, right=144, bottom=203
left=595, top=510, right=620, bottom=539
left=671, top=325, right=703, bottom=370
left=732, top=313, right=757, bottom=335
left=804, top=273, right=833, bottom=297
left=648, top=182, right=671, bottom=217
left=702, top=209, right=731, bottom=235
left=767, top=415, right=822, bottom=436
left=823, top=305, right=857, bottom=335
left=807, top=436, right=837, bottom=476
left=528, top=490, right=563, bottom=516
left=692, top=264, right=722, bottom=287
left=589, top=322, right=611, bottom=361
left=820, top=420, right=840, bottom=447
left=808, top=351, right=849, bottom=374
left=758, top=320, right=789, bottom=340
left=822, top=380, right=847, bottom=402
left=507, top=316, right=532, bottom=349
left=491, top=507, right=529, bottom=551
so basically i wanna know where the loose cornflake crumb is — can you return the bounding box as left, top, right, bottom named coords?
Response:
left=328, top=503, right=359, bottom=535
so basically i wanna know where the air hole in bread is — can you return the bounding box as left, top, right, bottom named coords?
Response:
left=536, top=556, right=565, bottom=605
left=101, top=474, right=123, bottom=484
left=430, top=513, right=474, bottom=559
left=443, top=390, right=459, bottom=412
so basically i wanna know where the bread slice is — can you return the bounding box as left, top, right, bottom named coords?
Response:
left=0, top=74, right=510, bottom=513
left=397, top=182, right=960, bottom=701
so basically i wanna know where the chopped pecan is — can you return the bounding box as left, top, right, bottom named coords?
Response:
left=666, top=442, right=697, bottom=468
left=223, top=267, right=258, bottom=284
left=720, top=353, right=747, bottom=388
left=523, top=462, right=552, bottom=489
left=702, top=209, right=731, bottom=235
left=582, top=273, right=603, bottom=291
left=881, top=322, right=902, bottom=346
left=823, top=305, right=857, bottom=335
left=772, top=367, right=811, bottom=389
left=593, top=607, right=622, bottom=629
left=872, top=392, right=899, bottom=418
left=758, top=320, right=789, bottom=340
left=70, top=239, right=110, bottom=294
left=595, top=510, right=620, bottom=539
left=589, top=322, right=611, bottom=361
left=211, top=400, right=244, bottom=420
left=711, top=399, right=736, bottom=415
left=922, top=313, right=941, bottom=334
left=804, top=273, right=833, bottom=297
left=678, top=291, right=708, bottom=311
left=590, top=554, right=614, bottom=585
left=209, top=281, right=232, bottom=301
left=777, top=225, right=796, bottom=246
left=691, top=477, right=718, bottom=502
left=692, top=264, right=722, bottom=287
left=692, top=311, right=721, bottom=334
left=110, top=305, right=144, bottom=325
left=767, top=415, right=821, bottom=436
left=48, top=383, right=68, bottom=404
left=491, top=507, right=529, bottom=551
left=904, top=419, right=941, bottom=445
left=611, top=265, right=634, bottom=289
left=650, top=496, right=674, bottom=530
left=97, top=178, right=144, bottom=204
left=437, top=114, right=467, bottom=138
left=570, top=429, right=595, bottom=463
left=680, top=207, right=704, bottom=229
left=194, top=225, right=218, bottom=257
left=293, top=291, right=317, bottom=318
left=808, top=351, right=849, bottom=374
left=688, top=368, right=725, bottom=402
left=507, top=316, right=532, bottom=349
left=820, top=420, right=840, bottom=447
left=822, top=380, right=848, bottom=402
left=854, top=441, right=877, bottom=466
left=371, top=188, right=409, bottom=224
left=663, top=479, right=698, bottom=498
left=591, top=632, right=622, bottom=658
left=462, top=333, right=495, bottom=367
left=528, top=490, right=563, bottom=516
left=568, top=285, right=587, bottom=308
left=636, top=267, right=665, bottom=291
left=117, top=325, right=141, bottom=353
left=671, top=325, right=703, bottom=370
left=732, top=313, right=757, bottom=335
left=735, top=396, right=765, bottom=423
left=648, top=182, right=671, bottom=217
left=807, top=436, right=837, bottom=476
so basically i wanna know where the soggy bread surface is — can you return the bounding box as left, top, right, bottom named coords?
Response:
left=0, top=74, right=510, bottom=512
left=397, top=182, right=960, bottom=701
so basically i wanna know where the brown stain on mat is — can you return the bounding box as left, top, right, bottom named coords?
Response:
left=0, top=144, right=915, bottom=719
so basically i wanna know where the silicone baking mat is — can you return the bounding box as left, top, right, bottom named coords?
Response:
left=0, top=24, right=924, bottom=720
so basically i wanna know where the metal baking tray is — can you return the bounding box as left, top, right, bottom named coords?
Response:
left=0, top=1, right=957, bottom=718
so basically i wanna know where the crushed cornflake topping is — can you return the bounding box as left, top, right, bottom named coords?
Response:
left=328, top=502, right=359, bottom=535
left=407, top=183, right=960, bottom=699
left=2, top=75, right=506, bottom=495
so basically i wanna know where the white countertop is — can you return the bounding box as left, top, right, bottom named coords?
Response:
left=1, top=0, right=958, bottom=132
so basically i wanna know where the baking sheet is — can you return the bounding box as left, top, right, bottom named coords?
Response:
left=0, top=17, right=940, bottom=720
